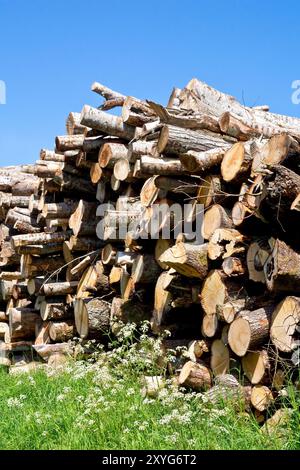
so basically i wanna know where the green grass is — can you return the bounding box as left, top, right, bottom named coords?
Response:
left=0, top=361, right=299, bottom=450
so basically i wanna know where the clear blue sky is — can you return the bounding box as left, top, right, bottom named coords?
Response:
left=0, top=0, right=299, bottom=166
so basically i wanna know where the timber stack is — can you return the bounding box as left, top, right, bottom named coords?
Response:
left=1, top=78, right=300, bottom=418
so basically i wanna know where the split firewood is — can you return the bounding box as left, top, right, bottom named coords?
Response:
left=141, top=376, right=165, bottom=398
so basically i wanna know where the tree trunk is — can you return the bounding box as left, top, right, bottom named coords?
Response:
left=208, top=228, right=247, bottom=261
left=178, top=360, right=212, bottom=391
left=264, top=239, right=300, bottom=293
left=242, top=350, right=270, bottom=385
left=270, top=296, right=300, bottom=352
left=202, top=204, right=233, bottom=240
left=179, top=147, right=230, bottom=173
left=159, top=242, right=208, bottom=279
left=200, top=269, right=247, bottom=321
left=140, top=156, right=186, bottom=176
left=42, top=281, right=78, bottom=297
left=157, top=124, right=233, bottom=155
left=251, top=385, right=274, bottom=412
left=210, top=339, right=230, bottom=376
left=80, top=106, right=136, bottom=140
left=49, top=321, right=75, bottom=342
left=9, top=308, right=40, bottom=341
left=228, top=306, right=274, bottom=356
left=74, top=297, right=111, bottom=340
left=131, top=254, right=161, bottom=284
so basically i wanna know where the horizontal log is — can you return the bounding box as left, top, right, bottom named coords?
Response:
left=80, top=106, right=136, bottom=140
left=157, top=124, right=234, bottom=155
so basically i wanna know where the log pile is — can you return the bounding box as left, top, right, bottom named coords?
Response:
left=1, top=77, right=300, bottom=418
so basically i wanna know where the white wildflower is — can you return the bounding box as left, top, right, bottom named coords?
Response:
left=169, top=432, right=179, bottom=444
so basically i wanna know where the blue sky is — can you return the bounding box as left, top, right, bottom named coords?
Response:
left=0, top=0, right=299, bottom=165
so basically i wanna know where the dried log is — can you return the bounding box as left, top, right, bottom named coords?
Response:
left=11, top=231, right=69, bottom=249
left=264, top=239, right=300, bottom=293
left=69, top=200, right=97, bottom=237
left=110, top=297, right=152, bottom=328
left=131, top=254, right=161, bottom=284
left=178, top=360, right=212, bottom=391
left=208, top=228, right=247, bottom=261
left=80, top=106, right=136, bottom=141
left=99, top=143, right=128, bottom=168
left=202, top=204, right=233, bottom=240
left=41, top=281, right=78, bottom=297
left=20, top=254, right=65, bottom=278
left=270, top=296, right=300, bottom=353
left=251, top=385, right=274, bottom=412
left=228, top=306, right=274, bottom=356
left=91, top=82, right=126, bottom=102
left=159, top=242, right=208, bottom=279
left=152, top=271, right=174, bottom=328
left=242, top=350, right=270, bottom=385
left=76, top=260, right=110, bottom=299
left=140, top=156, right=186, bottom=176
left=66, top=112, right=90, bottom=135
left=210, top=339, right=230, bottom=376
left=49, top=321, right=75, bottom=342
left=204, top=374, right=251, bottom=407
left=9, top=308, right=40, bottom=342
left=221, top=141, right=255, bottom=182
left=74, top=297, right=111, bottom=340
left=157, top=125, right=233, bottom=155
left=35, top=321, right=51, bottom=345
left=200, top=269, right=246, bottom=322
left=179, top=147, right=229, bottom=173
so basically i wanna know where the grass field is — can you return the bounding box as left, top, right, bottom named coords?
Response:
left=0, top=326, right=299, bottom=450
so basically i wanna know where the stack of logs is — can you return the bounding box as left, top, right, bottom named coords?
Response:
left=1, top=77, right=300, bottom=418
